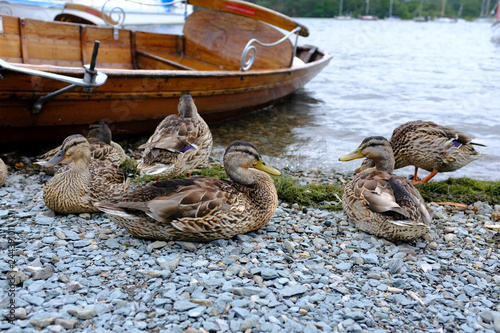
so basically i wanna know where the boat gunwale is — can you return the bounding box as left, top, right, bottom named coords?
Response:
left=4, top=53, right=332, bottom=79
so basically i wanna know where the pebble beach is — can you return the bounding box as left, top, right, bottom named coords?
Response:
left=1, top=161, right=499, bottom=333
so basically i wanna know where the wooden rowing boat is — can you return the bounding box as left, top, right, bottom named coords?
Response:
left=0, top=0, right=331, bottom=149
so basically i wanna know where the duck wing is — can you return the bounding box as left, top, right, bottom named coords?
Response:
left=356, top=173, right=410, bottom=218
left=97, top=178, right=236, bottom=229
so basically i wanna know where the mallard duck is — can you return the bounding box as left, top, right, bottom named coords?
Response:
left=0, top=158, right=7, bottom=187
left=339, top=136, right=432, bottom=241
left=356, top=121, right=485, bottom=183
left=86, top=121, right=127, bottom=166
left=138, top=94, right=213, bottom=178
left=36, top=121, right=127, bottom=174
left=43, top=134, right=129, bottom=214
left=95, top=141, right=280, bottom=242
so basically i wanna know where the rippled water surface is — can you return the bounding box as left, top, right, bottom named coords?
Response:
left=143, top=19, right=500, bottom=180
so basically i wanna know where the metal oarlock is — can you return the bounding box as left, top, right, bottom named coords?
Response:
left=0, top=40, right=107, bottom=114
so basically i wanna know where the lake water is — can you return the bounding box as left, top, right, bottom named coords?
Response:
left=136, top=19, right=500, bottom=181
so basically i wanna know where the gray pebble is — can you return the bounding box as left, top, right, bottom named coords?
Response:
left=32, top=265, right=55, bottom=280
left=104, top=238, right=121, bottom=249
left=179, top=242, right=197, bottom=252
left=173, top=299, right=198, bottom=311
left=67, top=307, right=97, bottom=319
left=261, top=268, right=279, bottom=280
left=280, top=285, right=308, bottom=297
left=30, top=317, right=55, bottom=329
left=63, top=230, right=80, bottom=241
left=3, top=170, right=499, bottom=333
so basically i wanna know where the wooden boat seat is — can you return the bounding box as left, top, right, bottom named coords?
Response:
left=134, top=30, right=222, bottom=71
left=135, top=50, right=224, bottom=71
left=183, top=9, right=293, bottom=71
left=136, top=50, right=195, bottom=70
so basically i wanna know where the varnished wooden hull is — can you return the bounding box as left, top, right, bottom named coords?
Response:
left=0, top=0, right=331, bottom=149
left=0, top=60, right=329, bottom=146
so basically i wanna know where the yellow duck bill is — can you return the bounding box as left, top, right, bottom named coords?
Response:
left=254, top=159, right=281, bottom=176
left=339, top=149, right=364, bottom=162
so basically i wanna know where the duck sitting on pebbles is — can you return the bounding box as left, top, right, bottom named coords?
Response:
left=339, top=136, right=432, bottom=242
left=36, top=121, right=127, bottom=175
left=95, top=141, right=280, bottom=242
left=138, top=94, right=213, bottom=179
left=0, top=158, right=7, bottom=186
left=43, top=134, right=129, bottom=214
left=85, top=121, right=127, bottom=167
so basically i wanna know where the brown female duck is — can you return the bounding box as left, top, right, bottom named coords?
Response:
left=36, top=121, right=127, bottom=174
left=0, top=158, right=6, bottom=187
left=96, top=141, right=280, bottom=242
left=138, top=94, right=212, bottom=178
left=43, top=134, right=129, bottom=214
left=340, top=136, right=432, bottom=241
left=357, top=120, right=485, bottom=183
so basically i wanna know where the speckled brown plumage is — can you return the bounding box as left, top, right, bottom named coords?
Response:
left=340, top=136, right=432, bottom=242
left=43, top=134, right=129, bottom=214
left=357, top=120, right=485, bottom=183
left=96, top=141, right=280, bottom=242
left=86, top=121, right=127, bottom=166
left=36, top=121, right=126, bottom=175
left=138, top=94, right=213, bottom=178
left=0, top=158, right=7, bottom=187
left=391, top=120, right=484, bottom=175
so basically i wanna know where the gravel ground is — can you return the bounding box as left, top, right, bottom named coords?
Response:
left=1, top=166, right=500, bottom=333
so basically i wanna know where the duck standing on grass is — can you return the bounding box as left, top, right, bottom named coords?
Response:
left=339, top=136, right=432, bottom=242
left=357, top=120, right=485, bottom=184
left=138, top=94, right=213, bottom=179
left=43, top=134, right=129, bottom=214
left=96, top=141, right=280, bottom=242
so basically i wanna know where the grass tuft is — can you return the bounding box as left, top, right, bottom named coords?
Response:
left=120, top=158, right=139, bottom=177
left=191, top=163, right=228, bottom=179
left=127, top=160, right=500, bottom=210
left=274, top=175, right=344, bottom=211
left=416, top=177, right=500, bottom=206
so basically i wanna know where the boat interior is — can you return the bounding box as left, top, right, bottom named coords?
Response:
left=0, top=9, right=323, bottom=73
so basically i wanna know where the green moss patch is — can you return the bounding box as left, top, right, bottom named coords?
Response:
left=274, top=175, right=344, bottom=211
left=129, top=161, right=500, bottom=210
left=416, top=178, right=500, bottom=206
left=132, top=162, right=228, bottom=183
left=120, top=158, right=139, bottom=177
left=191, top=163, right=228, bottom=179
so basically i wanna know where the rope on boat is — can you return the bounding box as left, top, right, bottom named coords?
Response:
left=240, top=26, right=302, bottom=71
